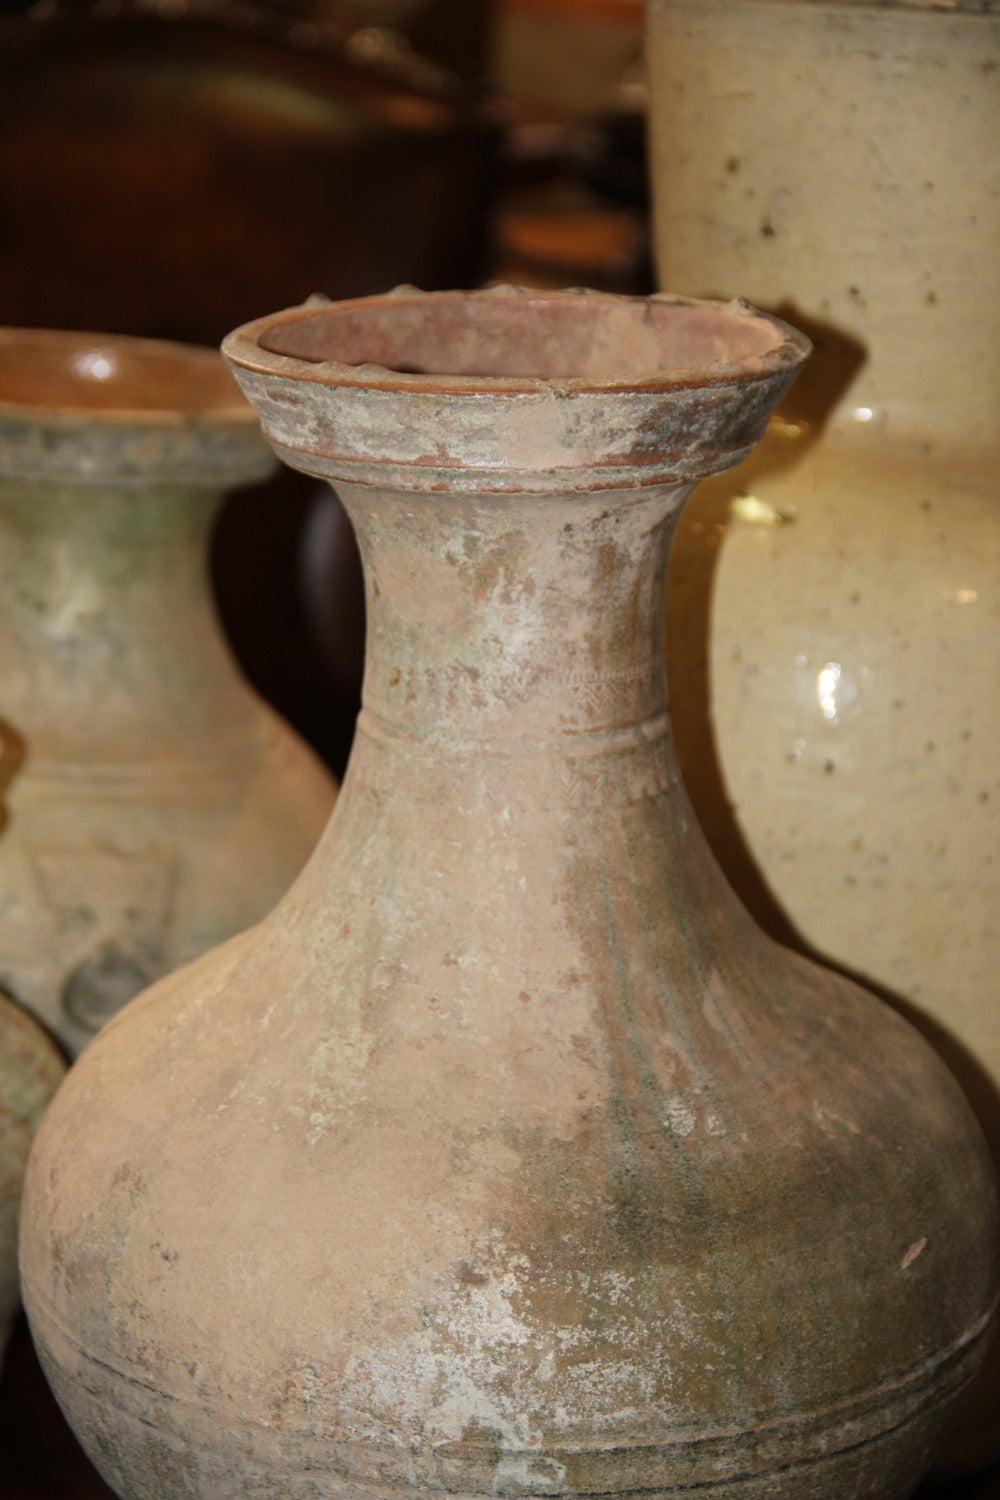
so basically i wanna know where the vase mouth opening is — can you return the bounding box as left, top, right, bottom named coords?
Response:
left=0, top=328, right=258, bottom=425
left=227, top=287, right=808, bottom=394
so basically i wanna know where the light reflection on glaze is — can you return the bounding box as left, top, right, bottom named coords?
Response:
left=816, top=663, right=842, bottom=724
left=72, top=349, right=116, bottom=383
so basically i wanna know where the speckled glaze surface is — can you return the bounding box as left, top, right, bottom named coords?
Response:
left=20, top=289, right=1000, bottom=1498
left=646, top=3, right=1000, bottom=1472
left=0, top=990, right=64, bottom=1360
left=0, top=330, right=336, bottom=1055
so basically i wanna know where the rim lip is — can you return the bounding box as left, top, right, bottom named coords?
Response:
left=0, top=327, right=260, bottom=427
left=221, top=287, right=812, bottom=398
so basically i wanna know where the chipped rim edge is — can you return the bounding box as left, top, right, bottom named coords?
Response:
left=221, top=286, right=812, bottom=401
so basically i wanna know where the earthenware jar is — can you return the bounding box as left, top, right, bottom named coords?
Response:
left=646, top=4, right=1000, bottom=1471
left=20, top=289, right=999, bottom=1498
left=0, top=990, right=64, bottom=1361
left=0, top=329, right=336, bottom=1055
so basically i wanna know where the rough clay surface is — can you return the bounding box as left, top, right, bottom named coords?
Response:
left=20, top=291, right=1000, bottom=1498
left=0, top=329, right=336, bottom=1054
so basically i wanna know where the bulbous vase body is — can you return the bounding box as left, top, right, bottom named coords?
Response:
left=645, top=5, right=1000, bottom=1469
left=19, top=290, right=1000, bottom=1498
left=0, top=991, right=64, bottom=1359
left=0, top=330, right=336, bottom=1054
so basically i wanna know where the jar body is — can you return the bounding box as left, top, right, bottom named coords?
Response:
left=18, top=290, right=1000, bottom=1498
left=0, top=711, right=334, bottom=1057
left=665, top=428, right=997, bottom=1106
left=647, top=4, right=1000, bottom=1469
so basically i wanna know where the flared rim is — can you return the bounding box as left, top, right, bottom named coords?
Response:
left=222, top=286, right=811, bottom=399
left=0, top=327, right=259, bottom=427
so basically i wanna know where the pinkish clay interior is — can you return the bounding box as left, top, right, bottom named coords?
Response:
left=259, top=292, right=783, bottom=382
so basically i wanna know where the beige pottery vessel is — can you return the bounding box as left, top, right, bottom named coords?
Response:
left=0, top=990, right=64, bottom=1361
left=0, top=330, right=336, bottom=1055
left=19, top=288, right=1000, bottom=1498
left=646, top=0, right=1000, bottom=1473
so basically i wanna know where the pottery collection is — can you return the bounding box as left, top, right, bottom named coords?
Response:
left=0, top=329, right=336, bottom=1056
left=0, top=3, right=995, bottom=1481
left=16, top=288, right=999, bottom=1498
left=646, top=0, right=1000, bottom=1475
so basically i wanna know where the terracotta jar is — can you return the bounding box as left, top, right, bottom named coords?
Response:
left=646, top=2, right=1000, bottom=1471
left=0, top=991, right=64, bottom=1360
left=20, top=289, right=999, bottom=1498
left=0, top=329, right=336, bottom=1055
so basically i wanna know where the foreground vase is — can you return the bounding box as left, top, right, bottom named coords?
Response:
left=0, top=330, right=336, bottom=1055
left=645, top=1, right=1000, bottom=1472
left=0, top=991, right=64, bottom=1361
left=20, top=289, right=999, bottom=1498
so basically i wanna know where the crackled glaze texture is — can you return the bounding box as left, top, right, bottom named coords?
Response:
left=0, top=330, right=336, bottom=1054
left=19, top=290, right=1000, bottom=1498
left=0, top=990, right=64, bottom=1359
left=647, top=1, right=1000, bottom=1474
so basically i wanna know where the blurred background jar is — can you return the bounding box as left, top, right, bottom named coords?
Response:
left=647, top=0, right=1000, bottom=1479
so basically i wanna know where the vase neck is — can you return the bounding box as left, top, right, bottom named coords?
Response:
left=337, top=481, right=690, bottom=755
left=0, top=477, right=248, bottom=761
left=0, top=476, right=218, bottom=625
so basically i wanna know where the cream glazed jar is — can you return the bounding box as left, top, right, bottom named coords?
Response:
left=646, top=0, right=1000, bottom=1475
